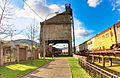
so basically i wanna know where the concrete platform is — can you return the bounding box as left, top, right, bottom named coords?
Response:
left=21, top=58, right=72, bottom=78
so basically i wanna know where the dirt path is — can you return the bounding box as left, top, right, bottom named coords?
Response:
left=21, top=58, right=72, bottom=78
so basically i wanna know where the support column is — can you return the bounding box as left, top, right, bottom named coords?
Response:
left=109, top=58, right=112, bottom=67
left=92, top=56, right=95, bottom=64
left=69, top=40, right=72, bottom=56
left=40, top=41, right=43, bottom=57
left=43, top=41, right=46, bottom=61
left=102, top=57, right=105, bottom=67
left=25, top=46, right=28, bottom=61
left=0, top=41, right=3, bottom=66
left=87, top=54, right=90, bottom=61
left=16, top=45, right=19, bottom=63
left=98, top=57, right=100, bottom=63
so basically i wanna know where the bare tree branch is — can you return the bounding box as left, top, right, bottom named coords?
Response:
left=0, top=0, right=14, bottom=35
left=25, top=23, right=39, bottom=64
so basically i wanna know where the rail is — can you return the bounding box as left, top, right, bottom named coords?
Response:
left=87, top=49, right=120, bottom=54
left=78, top=56, right=120, bottom=78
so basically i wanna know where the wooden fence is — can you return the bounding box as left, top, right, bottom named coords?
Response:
left=78, top=56, right=120, bottom=78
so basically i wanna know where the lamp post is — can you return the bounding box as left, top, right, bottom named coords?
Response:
left=43, top=12, right=59, bottom=62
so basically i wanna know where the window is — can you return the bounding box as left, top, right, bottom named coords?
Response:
left=106, top=33, right=109, bottom=38
left=102, top=35, right=105, bottom=39
left=110, top=31, right=113, bottom=37
left=91, top=41, right=92, bottom=44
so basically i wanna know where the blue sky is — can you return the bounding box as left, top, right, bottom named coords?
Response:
left=71, top=0, right=120, bottom=45
left=1, top=0, right=120, bottom=48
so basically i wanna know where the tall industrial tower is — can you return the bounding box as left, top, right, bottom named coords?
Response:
left=40, top=3, right=74, bottom=56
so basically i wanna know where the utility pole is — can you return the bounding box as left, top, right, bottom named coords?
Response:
left=43, top=21, right=46, bottom=62
left=71, top=15, right=76, bottom=54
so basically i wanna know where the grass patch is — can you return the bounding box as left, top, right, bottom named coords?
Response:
left=0, top=58, right=52, bottom=78
left=68, top=57, right=90, bottom=78
left=55, top=53, right=69, bottom=57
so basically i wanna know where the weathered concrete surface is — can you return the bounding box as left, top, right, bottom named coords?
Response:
left=40, top=5, right=73, bottom=56
left=21, top=58, right=72, bottom=78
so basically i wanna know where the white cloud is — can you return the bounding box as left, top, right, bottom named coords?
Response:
left=74, top=18, right=94, bottom=37
left=0, top=34, right=28, bottom=41
left=110, top=0, right=120, bottom=11
left=87, top=0, right=102, bottom=8
left=118, top=9, right=120, bottom=14
left=15, top=0, right=64, bottom=21
left=0, top=0, right=94, bottom=45
left=61, top=5, right=65, bottom=8
left=49, top=4, right=62, bottom=12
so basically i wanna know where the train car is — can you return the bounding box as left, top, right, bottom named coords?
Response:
left=83, top=41, right=88, bottom=51
left=78, top=41, right=87, bottom=55
left=78, top=21, right=120, bottom=55
left=87, top=37, right=95, bottom=50
left=52, top=47, right=62, bottom=56
left=82, top=41, right=88, bottom=55
left=93, top=21, right=120, bottom=50
left=79, top=44, right=82, bottom=52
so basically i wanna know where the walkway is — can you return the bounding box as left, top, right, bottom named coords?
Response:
left=21, top=58, right=72, bottom=78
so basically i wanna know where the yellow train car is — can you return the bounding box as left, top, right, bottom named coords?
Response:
left=94, top=25, right=116, bottom=50
left=78, top=21, right=120, bottom=54
left=90, top=21, right=120, bottom=50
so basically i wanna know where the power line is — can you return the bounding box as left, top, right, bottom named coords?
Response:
left=22, top=0, right=43, bottom=20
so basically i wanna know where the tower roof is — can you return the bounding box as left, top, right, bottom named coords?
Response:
left=40, top=4, right=72, bottom=25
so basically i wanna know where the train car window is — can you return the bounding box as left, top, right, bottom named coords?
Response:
left=91, top=41, right=92, bottom=44
left=106, top=33, right=109, bottom=38
left=110, top=31, right=113, bottom=37
left=102, top=35, right=105, bottom=39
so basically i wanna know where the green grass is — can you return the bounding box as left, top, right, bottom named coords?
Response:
left=55, top=53, right=69, bottom=57
left=0, top=58, right=52, bottom=78
left=68, top=57, right=90, bottom=78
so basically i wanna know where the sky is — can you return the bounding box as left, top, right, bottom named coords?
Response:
left=0, top=0, right=120, bottom=48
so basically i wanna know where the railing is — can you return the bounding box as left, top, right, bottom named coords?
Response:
left=78, top=56, right=120, bottom=78
left=87, top=49, right=120, bottom=54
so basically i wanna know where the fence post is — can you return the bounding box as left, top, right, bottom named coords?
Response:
left=98, top=57, right=100, bottom=63
left=0, top=41, right=3, bottom=66
left=109, top=58, right=112, bottom=67
left=16, top=45, right=19, bottom=63
left=93, top=71, right=96, bottom=78
left=101, top=73, right=103, bottom=78
left=25, top=46, right=28, bottom=61
left=92, top=56, right=95, bottom=64
left=102, top=57, right=105, bottom=67
left=85, top=63, right=87, bottom=72
left=78, top=57, right=80, bottom=65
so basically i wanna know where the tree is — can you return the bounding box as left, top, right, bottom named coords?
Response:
left=0, top=0, right=13, bottom=35
left=26, top=24, right=39, bottom=64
